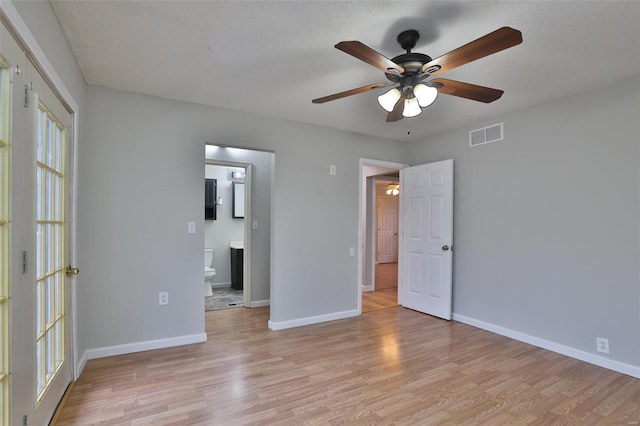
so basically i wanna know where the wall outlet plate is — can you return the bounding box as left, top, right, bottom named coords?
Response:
left=159, top=292, right=169, bottom=305
left=596, top=337, right=609, bottom=354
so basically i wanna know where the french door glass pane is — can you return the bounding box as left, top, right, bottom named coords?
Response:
left=35, top=104, right=65, bottom=400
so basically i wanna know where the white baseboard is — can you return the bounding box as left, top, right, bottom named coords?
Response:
left=75, top=352, right=88, bottom=379
left=362, top=285, right=373, bottom=292
left=268, top=309, right=359, bottom=331
left=250, top=299, right=270, bottom=308
left=212, top=282, right=231, bottom=289
left=453, top=314, right=640, bottom=379
left=78, top=333, right=208, bottom=368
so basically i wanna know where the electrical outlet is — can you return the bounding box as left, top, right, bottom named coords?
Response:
left=596, top=337, right=609, bottom=354
left=349, top=247, right=355, bottom=257
left=159, top=292, right=169, bottom=305
left=330, top=164, right=336, bottom=175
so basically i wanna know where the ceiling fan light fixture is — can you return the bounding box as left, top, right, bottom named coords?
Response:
left=402, top=96, right=422, bottom=118
left=414, top=83, right=439, bottom=107
left=377, top=88, right=402, bottom=112
left=386, top=184, right=400, bottom=196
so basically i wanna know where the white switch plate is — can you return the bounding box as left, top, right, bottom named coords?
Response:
left=159, top=292, right=169, bottom=305
left=349, top=247, right=355, bottom=257
left=187, top=221, right=196, bottom=234
left=252, top=220, right=258, bottom=230
left=330, top=165, right=336, bottom=175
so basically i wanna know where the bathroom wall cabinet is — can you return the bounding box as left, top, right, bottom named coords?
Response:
left=205, top=178, right=217, bottom=220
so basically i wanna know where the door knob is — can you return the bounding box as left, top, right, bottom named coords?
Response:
left=442, top=245, right=449, bottom=251
left=66, top=265, right=80, bottom=276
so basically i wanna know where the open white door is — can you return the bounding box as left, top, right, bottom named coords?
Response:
left=400, top=159, right=453, bottom=320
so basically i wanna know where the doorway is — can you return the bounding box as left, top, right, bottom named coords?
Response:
left=358, top=159, right=407, bottom=314
left=358, top=158, right=455, bottom=320
left=204, top=162, right=251, bottom=311
left=203, top=143, right=274, bottom=313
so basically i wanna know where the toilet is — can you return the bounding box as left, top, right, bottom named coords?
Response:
left=204, top=248, right=216, bottom=297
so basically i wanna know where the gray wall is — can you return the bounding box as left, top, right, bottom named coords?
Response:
left=80, top=84, right=407, bottom=353
left=205, top=147, right=274, bottom=303
left=204, top=165, right=245, bottom=286
left=408, top=75, right=640, bottom=367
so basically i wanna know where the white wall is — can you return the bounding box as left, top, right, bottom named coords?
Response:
left=204, top=165, right=245, bottom=286
left=80, top=84, right=407, bottom=356
left=408, top=75, right=640, bottom=370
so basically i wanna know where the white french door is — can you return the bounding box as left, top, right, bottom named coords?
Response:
left=26, top=60, right=73, bottom=426
left=400, top=159, right=453, bottom=320
left=2, top=16, right=74, bottom=425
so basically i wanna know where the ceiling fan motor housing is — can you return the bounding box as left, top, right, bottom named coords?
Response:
left=386, top=29, right=433, bottom=82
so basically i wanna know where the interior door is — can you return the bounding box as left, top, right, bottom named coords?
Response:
left=400, top=159, right=453, bottom=320
left=377, top=196, right=398, bottom=263
left=26, top=59, right=74, bottom=425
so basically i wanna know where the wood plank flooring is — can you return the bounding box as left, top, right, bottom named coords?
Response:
left=362, top=288, right=398, bottom=313
left=375, top=262, right=398, bottom=290
left=56, top=307, right=640, bottom=425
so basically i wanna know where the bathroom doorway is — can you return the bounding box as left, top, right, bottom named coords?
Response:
left=204, top=144, right=274, bottom=314
left=204, top=162, right=250, bottom=311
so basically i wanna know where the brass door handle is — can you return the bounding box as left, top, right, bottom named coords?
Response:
left=66, top=265, right=79, bottom=276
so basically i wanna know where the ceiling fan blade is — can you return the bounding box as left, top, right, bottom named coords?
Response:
left=386, top=96, right=405, bottom=122
left=335, top=41, right=405, bottom=74
left=312, top=82, right=390, bottom=104
left=423, top=27, right=522, bottom=75
left=431, top=78, right=504, bottom=103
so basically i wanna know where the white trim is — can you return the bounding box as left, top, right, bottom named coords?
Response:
left=453, top=313, right=640, bottom=379
left=80, top=333, right=208, bottom=363
left=1, top=1, right=82, bottom=381
left=250, top=299, right=270, bottom=308
left=211, top=281, right=231, bottom=289
left=361, top=285, right=373, bottom=292
left=268, top=309, right=359, bottom=331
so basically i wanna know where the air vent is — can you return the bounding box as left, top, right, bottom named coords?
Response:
left=469, top=122, right=504, bottom=147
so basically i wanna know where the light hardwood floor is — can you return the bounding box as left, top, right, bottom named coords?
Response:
left=375, top=262, right=398, bottom=290
left=362, top=262, right=399, bottom=313
left=362, top=288, right=398, bottom=313
left=56, top=307, right=640, bottom=425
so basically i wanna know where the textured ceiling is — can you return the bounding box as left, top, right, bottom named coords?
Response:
left=50, top=1, right=640, bottom=142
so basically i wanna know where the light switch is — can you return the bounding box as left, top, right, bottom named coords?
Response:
left=187, top=221, right=196, bottom=234
left=330, top=165, right=336, bottom=175
left=252, top=220, right=258, bottom=230
left=349, top=247, right=355, bottom=257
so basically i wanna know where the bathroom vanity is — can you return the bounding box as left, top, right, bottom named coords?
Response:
left=230, top=241, right=244, bottom=290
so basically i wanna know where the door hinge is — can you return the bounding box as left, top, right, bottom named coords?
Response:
left=23, top=83, right=32, bottom=108
left=22, top=251, right=27, bottom=274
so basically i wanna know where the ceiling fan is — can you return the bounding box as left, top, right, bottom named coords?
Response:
left=312, top=27, right=523, bottom=122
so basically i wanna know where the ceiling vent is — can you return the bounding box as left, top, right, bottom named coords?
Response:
left=469, top=122, right=503, bottom=147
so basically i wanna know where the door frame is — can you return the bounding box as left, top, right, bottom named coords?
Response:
left=204, top=158, right=252, bottom=307
left=1, top=3, right=80, bottom=379
left=357, top=158, right=408, bottom=313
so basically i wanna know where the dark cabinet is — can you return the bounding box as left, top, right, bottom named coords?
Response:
left=205, top=179, right=217, bottom=220
left=231, top=248, right=243, bottom=290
